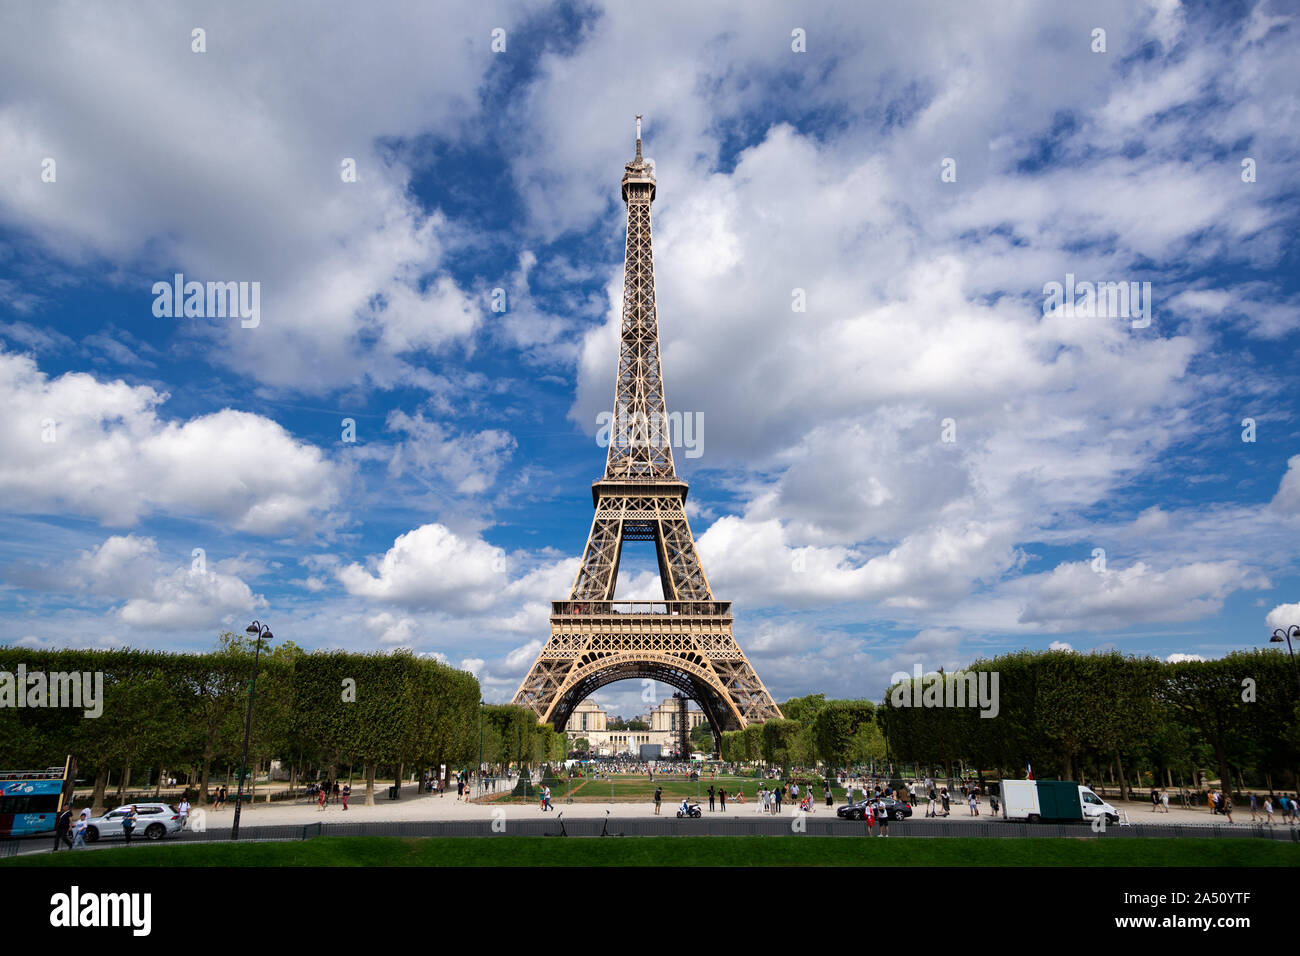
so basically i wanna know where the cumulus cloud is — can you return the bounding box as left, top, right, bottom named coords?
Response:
left=66, top=534, right=263, bottom=631
left=337, top=523, right=508, bottom=612
left=1016, top=560, right=1269, bottom=630
left=0, top=351, right=343, bottom=534
left=1265, top=602, right=1300, bottom=632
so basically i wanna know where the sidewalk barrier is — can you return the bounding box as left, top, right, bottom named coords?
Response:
left=151, top=817, right=1298, bottom=843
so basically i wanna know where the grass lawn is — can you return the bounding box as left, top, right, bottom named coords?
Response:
left=488, top=774, right=841, bottom=804
left=4, top=836, right=1295, bottom=867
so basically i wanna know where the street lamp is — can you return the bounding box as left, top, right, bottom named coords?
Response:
left=231, top=620, right=272, bottom=841
left=1270, top=625, right=1300, bottom=697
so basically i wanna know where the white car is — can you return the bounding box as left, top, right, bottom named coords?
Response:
left=84, top=803, right=184, bottom=843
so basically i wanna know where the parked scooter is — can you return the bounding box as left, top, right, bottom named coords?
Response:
left=676, top=802, right=702, bottom=819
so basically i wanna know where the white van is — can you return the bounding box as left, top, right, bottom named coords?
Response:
left=1000, top=779, right=1119, bottom=824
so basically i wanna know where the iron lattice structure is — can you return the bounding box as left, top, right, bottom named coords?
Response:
left=512, top=119, right=783, bottom=739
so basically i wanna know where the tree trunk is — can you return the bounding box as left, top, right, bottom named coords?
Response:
left=117, top=762, right=131, bottom=801
left=1213, top=744, right=1232, bottom=809
left=91, top=767, right=108, bottom=816
left=365, top=763, right=376, bottom=807
left=1114, top=751, right=1130, bottom=802
left=199, top=753, right=213, bottom=804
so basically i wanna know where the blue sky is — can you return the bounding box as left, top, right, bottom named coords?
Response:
left=1, top=0, right=1297, bottom=718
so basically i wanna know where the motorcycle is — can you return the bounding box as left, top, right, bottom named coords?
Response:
left=676, top=803, right=702, bottom=818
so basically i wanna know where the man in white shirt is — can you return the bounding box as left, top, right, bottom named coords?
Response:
left=71, top=809, right=90, bottom=850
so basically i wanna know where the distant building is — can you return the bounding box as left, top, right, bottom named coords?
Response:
left=563, top=697, right=710, bottom=756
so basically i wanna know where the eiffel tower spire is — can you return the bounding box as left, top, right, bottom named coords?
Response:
left=606, top=114, right=672, bottom=481
left=511, top=118, right=782, bottom=737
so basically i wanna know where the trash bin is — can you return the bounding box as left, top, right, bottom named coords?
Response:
left=387, top=785, right=400, bottom=800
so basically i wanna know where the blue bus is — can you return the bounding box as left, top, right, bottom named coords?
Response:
left=0, top=756, right=76, bottom=837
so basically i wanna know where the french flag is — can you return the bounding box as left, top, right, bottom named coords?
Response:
left=1026, top=763, right=1034, bottom=780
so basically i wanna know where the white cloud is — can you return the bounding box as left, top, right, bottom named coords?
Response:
left=386, top=410, right=516, bottom=496
left=67, top=534, right=264, bottom=631
left=364, top=612, right=420, bottom=646
left=337, top=523, right=508, bottom=612
left=0, top=1, right=547, bottom=393
left=0, top=351, right=343, bottom=534
left=1264, top=602, right=1300, bottom=632
left=1016, top=560, right=1268, bottom=630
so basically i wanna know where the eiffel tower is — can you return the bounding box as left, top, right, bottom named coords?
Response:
left=512, top=118, right=783, bottom=737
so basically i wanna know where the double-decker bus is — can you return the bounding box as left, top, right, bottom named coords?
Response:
left=0, top=756, right=76, bottom=837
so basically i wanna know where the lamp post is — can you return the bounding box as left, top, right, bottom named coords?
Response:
left=231, top=620, right=272, bottom=841
left=1270, top=625, right=1300, bottom=697
left=477, top=699, right=485, bottom=796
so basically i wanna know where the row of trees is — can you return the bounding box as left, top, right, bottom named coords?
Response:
left=719, top=694, right=886, bottom=768
left=878, top=649, right=1300, bottom=796
left=0, top=634, right=548, bottom=811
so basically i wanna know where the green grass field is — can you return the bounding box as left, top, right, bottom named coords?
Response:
left=489, top=773, right=841, bottom=804
left=4, top=836, right=1295, bottom=867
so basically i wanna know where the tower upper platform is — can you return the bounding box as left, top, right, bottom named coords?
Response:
left=621, top=114, right=656, bottom=202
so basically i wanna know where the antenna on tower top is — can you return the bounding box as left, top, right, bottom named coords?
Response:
left=635, top=114, right=643, bottom=161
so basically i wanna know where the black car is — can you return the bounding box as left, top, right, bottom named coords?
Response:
left=837, top=797, right=912, bottom=822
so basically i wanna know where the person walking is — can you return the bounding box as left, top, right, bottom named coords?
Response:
left=317, top=786, right=327, bottom=811
left=1223, top=795, right=1234, bottom=824
left=177, top=796, right=190, bottom=829
left=1264, top=795, right=1275, bottom=825
left=968, top=791, right=978, bottom=816
left=707, top=784, right=716, bottom=812
left=1160, top=788, right=1169, bottom=813
left=653, top=785, right=662, bottom=815
left=719, top=787, right=727, bottom=811
left=53, top=806, right=73, bottom=852
left=1249, top=792, right=1258, bottom=821
left=940, top=787, right=951, bottom=817
left=825, top=784, right=833, bottom=808
left=341, top=783, right=350, bottom=811
left=876, top=798, right=890, bottom=837
left=71, top=810, right=89, bottom=850
left=121, top=806, right=137, bottom=845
